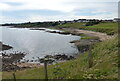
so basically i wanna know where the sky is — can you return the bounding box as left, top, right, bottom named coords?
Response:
left=0, top=0, right=119, bottom=24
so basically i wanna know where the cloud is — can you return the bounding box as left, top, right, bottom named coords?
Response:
left=1, top=12, right=117, bottom=24
left=0, top=0, right=118, bottom=23
left=0, top=0, right=119, bottom=12
left=0, top=0, right=75, bottom=12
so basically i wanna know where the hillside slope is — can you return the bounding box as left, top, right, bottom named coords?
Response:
left=3, top=35, right=118, bottom=79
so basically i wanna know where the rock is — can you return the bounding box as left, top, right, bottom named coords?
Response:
left=70, top=40, right=80, bottom=43
left=2, top=64, right=21, bottom=72
left=44, top=55, right=53, bottom=58
left=2, top=52, right=26, bottom=71
left=38, top=58, right=44, bottom=63
left=0, top=42, right=13, bottom=51
left=30, top=28, right=45, bottom=30
left=38, top=54, right=75, bottom=64
left=74, top=39, right=100, bottom=53
left=59, top=32, right=70, bottom=35
left=46, top=31, right=57, bottom=33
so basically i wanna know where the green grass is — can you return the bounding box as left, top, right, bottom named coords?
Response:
left=3, top=36, right=118, bottom=79
left=58, top=22, right=86, bottom=28
left=80, top=34, right=99, bottom=40
left=86, top=22, right=117, bottom=28
left=58, top=22, right=118, bottom=35
left=81, top=22, right=118, bottom=35
left=0, top=72, right=2, bottom=80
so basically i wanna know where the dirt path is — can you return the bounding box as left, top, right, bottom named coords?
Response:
left=63, top=28, right=114, bottom=41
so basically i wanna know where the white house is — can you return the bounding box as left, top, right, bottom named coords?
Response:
left=113, top=18, right=120, bottom=22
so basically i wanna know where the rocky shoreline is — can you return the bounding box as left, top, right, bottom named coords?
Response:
left=0, top=42, right=28, bottom=71
left=1, top=27, right=103, bottom=72
left=0, top=42, right=13, bottom=51
left=38, top=54, right=75, bottom=64
left=2, top=53, right=77, bottom=71
left=29, top=27, right=101, bottom=54
left=2, top=53, right=26, bottom=71
left=29, top=28, right=84, bottom=36
left=1, top=41, right=77, bottom=71
left=70, top=39, right=100, bottom=53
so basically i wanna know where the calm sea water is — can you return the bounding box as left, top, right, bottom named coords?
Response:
left=0, top=26, right=80, bottom=61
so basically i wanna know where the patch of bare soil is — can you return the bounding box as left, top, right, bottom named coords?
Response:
left=63, top=28, right=114, bottom=41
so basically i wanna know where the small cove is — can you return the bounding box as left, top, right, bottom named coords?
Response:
left=0, top=26, right=80, bottom=62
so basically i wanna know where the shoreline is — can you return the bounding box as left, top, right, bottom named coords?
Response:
left=0, top=42, right=13, bottom=51
left=1, top=26, right=115, bottom=72
left=26, top=27, right=113, bottom=54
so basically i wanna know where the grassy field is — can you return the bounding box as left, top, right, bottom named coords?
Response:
left=58, top=22, right=118, bottom=35
left=58, top=22, right=86, bottom=28
left=3, top=36, right=118, bottom=79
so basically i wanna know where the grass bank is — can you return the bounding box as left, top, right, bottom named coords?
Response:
left=3, top=35, right=118, bottom=79
left=58, top=22, right=118, bottom=35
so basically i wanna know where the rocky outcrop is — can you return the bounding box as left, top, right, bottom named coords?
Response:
left=2, top=53, right=26, bottom=71
left=71, top=39, right=101, bottom=53
left=0, top=42, right=13, bottom=51
left=38, top=54, right=75, bottom=64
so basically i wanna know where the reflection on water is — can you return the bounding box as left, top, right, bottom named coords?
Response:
left=0, top=26, right=80, bottom=61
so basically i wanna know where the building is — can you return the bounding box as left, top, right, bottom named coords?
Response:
left=113, top=18, right=120, bottom=22
left=76, top=19, right=89, bottom=22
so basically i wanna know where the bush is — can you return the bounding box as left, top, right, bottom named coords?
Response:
left=85, top=21, right=101, bottom=26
